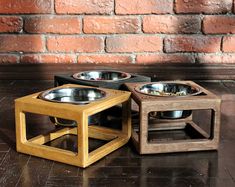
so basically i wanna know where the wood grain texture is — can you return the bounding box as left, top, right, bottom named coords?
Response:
left=15, top=84, right=131, bottom=168
left=125, top=81, right=221, bottom=154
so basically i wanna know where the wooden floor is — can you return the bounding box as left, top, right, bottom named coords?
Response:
left=0, top=80, right=235, bottom=187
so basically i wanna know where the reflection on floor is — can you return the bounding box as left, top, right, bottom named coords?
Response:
left=0, top=80, right=235, bottom=187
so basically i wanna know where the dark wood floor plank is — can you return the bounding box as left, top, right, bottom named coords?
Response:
left=0, top=150, right=29, bottom=186
left=220, top=101, right=235, bottom=140
left=209, top=178, right=235, bottom=187
left=45, top=177, right=83, bottom=187
left=0, top=135, right=8, bottom=144
left=105, top=144, right=132, bottom=158
left=16, top=157, right=53, bottom=187
left=106, top=151, right=219, bottom=167
left=219, top=141, right=235, bottom=161
left=223, top=81, right=235, bottom=94
left=0, top=80, right=53, bottom=98
left=46, top=176, right=235, bottom=187
left=0, top=97, right=5, bottom=103
left=58, top=166, right=209, bottom=178
left=0, top=152, right=7, bottom=166
left=197, top=81, right=231, bottom=96
left=0, top=143, right=10, bottom=152
left=0, top=97, right=19, bottom=148
left=49, top=162, right=80, bottom=178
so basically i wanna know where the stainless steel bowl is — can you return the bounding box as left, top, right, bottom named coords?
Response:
left=135, top=82, right=201, bottom=97
left=135, top=82, right=201, bottom=119
left=159, top=110, right=192, bottom=119
left=72, top=70, right=131, bottom=82
left=39, top=87, right=106, bottom=105
left=38, top=87, right=106, bottom=126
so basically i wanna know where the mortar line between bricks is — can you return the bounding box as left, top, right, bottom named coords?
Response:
left=51, top=0, right=55, bottom=14
left=17, top=34, right=235, bottom=37
left=42, top=35, right=47, bottom=52
left=2, top=14, right=235, bottom=18
left=114, top=13, right=235, bottom=16
left=1, top=12, right=235, bottom=16
left=220, top=36, right=224, bottom=52
left=0, top=33, right=230, bottom=37
left=140, top=15, right=144, bottom=33
left=100, top=36, right=106, bottom=53
left=104, top=36, right=108, bottom=53
left=173, top=0, right=176, bottom=14
left=80, top=15, right=85, bottom=34
left=132, top=54, right=137, bottom=64
left=111, top=0, right=115, bottom=16
left=232, top=2, right=235, bottom=14
left=1, top=52, right=232, bottom=56
left=21, top=15, right=87, bottom=19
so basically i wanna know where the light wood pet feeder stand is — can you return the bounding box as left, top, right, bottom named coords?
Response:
left=125, top=81, right=221, bottom=154
left=15, top=84, right=131, bottom=168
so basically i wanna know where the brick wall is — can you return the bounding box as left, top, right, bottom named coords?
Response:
left=0, top=0, right=235, bottom=64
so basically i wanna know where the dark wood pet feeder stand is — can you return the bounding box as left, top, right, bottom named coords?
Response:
left=125, top=81, right=221, bottom=154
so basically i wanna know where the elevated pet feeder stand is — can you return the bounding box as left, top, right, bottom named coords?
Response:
left=125, top=81, right=221, bottom=154
left=15, top=84, right=131, bottom=168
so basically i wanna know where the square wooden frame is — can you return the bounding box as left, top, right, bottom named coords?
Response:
left=15, top=84, right=131, bottom=168
left=125, top=81, right=221, bottom=154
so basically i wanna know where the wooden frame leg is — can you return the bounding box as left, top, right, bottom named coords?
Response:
left=139, top=106, right=148, bottom=154
left=76, top=112, right=89, bottom=168
left=15, top=107, right=27, bottom=151
left=122, top=98, right=132, bottom=138
left=210, top=108, right=221, bottom=149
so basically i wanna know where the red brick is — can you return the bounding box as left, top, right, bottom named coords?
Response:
left=0, top=54, right=18, bottom=64
left=197, top=54, right=235, bottom=63
left=175, top=0, right=232, bottom=14
left=106, top=35, right=162, bottom=53
left=55, top=0, right=113, bottom=14
left=47, top=36, right=103, bottom=52
left=83, top=16, right=139, bottom=34
left=136, top=54, right=194, bottom=64
left=20, top=54, right=76, bottom=64
left=0, top=0, right=52, bottom=14
left=164, top=36, right=221, bottom=53
left=0, top=35, right=44, bottom=52
left=116, top=0, right=173, bottom=14
left=203, top=16, right=235, bottom=34
left=143, top=15, right=200, bottom=34
left=223, top=36, right=235, bottom=52
left=24, top=16, right=81, bottom=34
left=0, top=17, right=22, bottom=33
left=78, top=54, right=133, bottom=64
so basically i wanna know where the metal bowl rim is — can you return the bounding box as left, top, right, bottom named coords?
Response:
left=38, top=86, right=107, bottom=105
left=134, top=82, right=201, bottom=97
left=72, top=70, right=132, bottom=82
